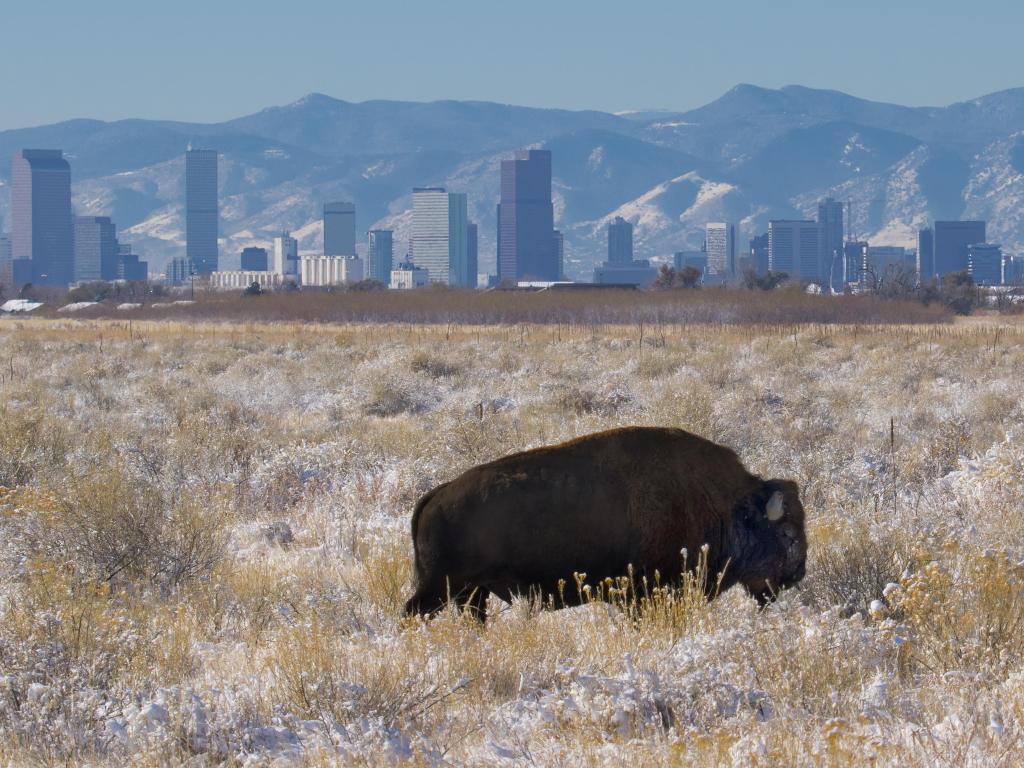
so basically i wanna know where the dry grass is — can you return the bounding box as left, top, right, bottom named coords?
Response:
left=0, top=316, right=1022, bottom=765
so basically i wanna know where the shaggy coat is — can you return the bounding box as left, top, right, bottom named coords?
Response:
left=405, top=427, right=807, bottom=621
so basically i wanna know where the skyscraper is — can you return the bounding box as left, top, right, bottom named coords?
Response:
left=933, top=221, right=986, bottom=278
left=467, top=223, right=478, bottom=288
left=11, top=149, right=74, bottom=285
left=497, top=149, right=557, bottom=281
left=411, top=188, right=469, bottom=286
left=748, top=234, right=769, bottom=275
left=607, top=217, right=633, bottom=264
left=0, top=234, right=12, bottom=288
left=324, top=202, right=356, bottom=256
left=817, top=198, right=844, bottom=290
left=918, top=227, right=934, bottom=281
left=553, top=230, right=564, bottom=280
left=185, top=148, right=218, bottom=274
left=73, top=216, right=118, bottom=282
left=367, top=229, right=394, bottom=284
left=705, top=222, right=736, bottom=280
left=768, top=220, right=821, bottom=281
left=967, top=243, right=1002, bottom=285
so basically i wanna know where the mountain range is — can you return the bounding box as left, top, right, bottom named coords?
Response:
left=1, top=84, right=1023, bottom=279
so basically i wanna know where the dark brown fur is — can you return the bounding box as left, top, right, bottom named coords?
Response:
left=405, top=427, right=807, bottom=621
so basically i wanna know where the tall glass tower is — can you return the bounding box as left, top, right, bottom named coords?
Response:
left=411, top=188, right=469, bottom=286
left=497, top=150, right=557, bottom=281
left=11, top=149, right=74, bottom=285
left=185, top=148, right=218, bottom=274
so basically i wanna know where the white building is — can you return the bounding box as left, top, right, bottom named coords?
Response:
left=209, top=271, right=287, bottom=291
left=272, top=232, right=299, bottom=277
left=411, top=187, right=468, bottom=285
left=390, top=263, right=430, bottom=289
left=300, top=255, right=364, bottom=286
left=705, top=222, right=736, bottom=280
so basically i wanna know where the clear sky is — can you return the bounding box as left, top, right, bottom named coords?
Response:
left=1, top=0, right=1021, bottom=130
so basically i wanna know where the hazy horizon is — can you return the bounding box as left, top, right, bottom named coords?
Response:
left=1, top=0, right=1022, bottom=130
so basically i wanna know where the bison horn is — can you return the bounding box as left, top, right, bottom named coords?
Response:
left=766, top=491, right=785, bottom=521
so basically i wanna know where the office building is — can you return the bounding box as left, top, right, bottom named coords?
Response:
left=674, top=250, right=708, bottom=275
left=411, top=188, right=470, bottom=286
left=117, top=244, right=148, bottom=281
left=11, top=149, right=74, bottom=285
left=0, top=234, right=12, bottom=287
left=272, top=232, right=299, bottom=277
left=768, top=220, right=822, bottom=282
left=165, top=256, right=193, bottom=285
left=367, top=230, right=394, bottom=284
left=390, top=259, right=430, bottom=290
left=324, top=202, right=356, bottom=256
left=593, top=262, right=658, bottom=287
left=933, top=221, right=985, bottom=278
left=553, top=230, right=564, bottom=280
left=240, top=247, right=268, bottom=271
left=918, top=227, right=934, bottom=281
left=844, top=241, right=869, bottom=285
left=1004, top=255, right=1024, bottom=285
left=497, top=149, right=557, bottom=281
left=967, top=243, right=1003, bottom=285
left=705, top=222, right=736, bottom=280
left=748, top=234, right=769, bottom=275
left=818, top=197, right=845, bottom=290
left=185, top=148, right=218, bottom=274
left=467, top=223, right=478, bottom=289
left=73, top=216, right=118, bottom=282
left=607, top=217, right=634, bottom=265
left=862, top=246, right=915, bottom=286
left=300, top=255, right=363, bottom=286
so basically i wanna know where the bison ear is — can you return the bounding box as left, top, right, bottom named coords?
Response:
left=766, top=491, right=784, bottom=522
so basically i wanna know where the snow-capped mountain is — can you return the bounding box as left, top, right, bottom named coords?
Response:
left=1, top=84, right=1023, bottom=279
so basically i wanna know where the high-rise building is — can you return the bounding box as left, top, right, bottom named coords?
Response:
left=674, top=250, right=708, bottom=275
left=817, top=198, right=845, bottom=290
left=862, top=246, right=916, bottom=287
left=324, top=202, right=356, bottom=256
left=497, top=149, right=557, bottom=281
left=933, top=221, right=986, bottom=278
left=117, top=243, right=148, bottom=281
left=240, top=247, right=268, bottom=271
left=411, top=188, right=469, bottom=286
left=165, top=256, right=193, bottom=285
left=553, top=230, right=564, bottom=280
left=748, top=234, right=769, bottom=275
left=367, top=229, right=394, bottom=284
left=185, top=148, right=218, bottom=274
left=918, top=227, right=934, bottom=281
left=967, top=243, right=1003, bottom=285
left=272, top=232, right=299, bottom=277
left=467, top=223, right=478, bottom=289
left=844, top=241, right=869, bottom=285
left=607, top=217, right=634, bottom=264
left=0, top=234, right=12, bottom=288
left=705, top=222, right=736, bottom=280
left=73, top=216, right=119, bottom=282
left=768, top=220, right=822, bottom=281
left=11, top=149, right=74, bottom=285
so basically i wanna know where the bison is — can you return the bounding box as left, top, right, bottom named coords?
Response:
left=405, top=426, right=806, bottom=621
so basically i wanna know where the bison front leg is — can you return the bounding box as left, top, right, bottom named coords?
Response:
left=404, top=580, right=490, bottom=623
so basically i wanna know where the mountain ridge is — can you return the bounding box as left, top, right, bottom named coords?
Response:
left=1, top=84, right=1023, bottom=278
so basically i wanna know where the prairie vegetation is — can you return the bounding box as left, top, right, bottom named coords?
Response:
left=0, top=317, right=1022, bottom=765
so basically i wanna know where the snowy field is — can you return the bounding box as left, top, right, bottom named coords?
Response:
left=1, top=318, right=1023, bottom=766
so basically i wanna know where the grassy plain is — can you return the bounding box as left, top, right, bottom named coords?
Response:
left=0, top=316, right=1022, bottom=765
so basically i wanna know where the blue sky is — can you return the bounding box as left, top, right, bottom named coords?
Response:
left=1, top=0, right=1020, bottom=129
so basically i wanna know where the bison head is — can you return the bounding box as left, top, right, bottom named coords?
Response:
left=732, top=479, right=807, bottom=605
